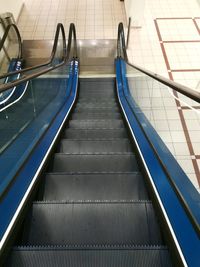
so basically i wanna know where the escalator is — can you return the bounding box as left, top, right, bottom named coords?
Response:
left=0, top=23, right=199, bottom=267
left=6, top=77, right=172, bottom=266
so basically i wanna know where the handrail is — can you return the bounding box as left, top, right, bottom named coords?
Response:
left=0, top=23, right=22, bottom=60
left=117, top=22, right=200, bottom=103
left=0, top=23, right=77, bottom=93
left=117, top=22, right=128, bottom=61
left=0, top=23, right=66, bottom=79
left=117, top=22, right=200, bottom=236
left=66, top=23, right=77, bottom=58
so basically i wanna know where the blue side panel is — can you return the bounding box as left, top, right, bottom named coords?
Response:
left=116, top=58, right=200, bottom=267
left=0, top=60, right=79, bottom=242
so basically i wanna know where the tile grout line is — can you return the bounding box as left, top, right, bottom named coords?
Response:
left=163, top=40, right=200, bottom=43
left=171, top=69, right=200, bottom=72
left=192, top=18, right=200, bottom=35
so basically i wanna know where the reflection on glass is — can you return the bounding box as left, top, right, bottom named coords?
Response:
left=0, top=64, right=70, bottom=196
left=125, top=61, right=200, bottom=229
left=126, top=64, right=200, bottom=192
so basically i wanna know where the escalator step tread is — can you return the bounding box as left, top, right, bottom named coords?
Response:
left=64, top=129, right=128, bottom=139
left=78, top=94, right=115, bottom=99
left=7, top=246, right=172, bottom=267
left=79, top=80, right=115, bottom=91
left=77, top=100, right=117, bottom=105
left=69, top=119, right=124, bottom=129
left=43, top=173, right=149, bottom=200
left=51, top=153, right=138, bottom=172
left=76, top=103, right=118, bottom=108
left=72, top=112, right=121, bottom=119
left=79, top=91, right=115, bottom=97
left=59, top=139, right=132, bottom=153
left=78, top=97, right=116, bottom=101
left=73, top=107, right=120, bottom=113
left=22, top=202, right=163, bottom=246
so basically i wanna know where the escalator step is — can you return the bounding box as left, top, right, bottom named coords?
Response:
left=72, top=112, right=121, bottom=120
left=69, top=119, right=124, bottom=129
left=51, top=154, right=138, bottom=172
left=7, top=246, right=172, bottom=267
left=59, top=139, right=132, bottom=153
left=79, top=91, right=115, bottom=98
left=76, top=102, right=118, bottom=108
left=43, top=173, right=149, bottom=200
left=22, top=202, right=163, bottom=246
left=73, top=107, right=120, bottom=113
left=64, top=129, right=128, bottom=139
left=79, top=80, right=115, bottom=91
left=77, top=99, right=117, bottom=105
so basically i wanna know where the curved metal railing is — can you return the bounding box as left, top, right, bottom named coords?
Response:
left=117, top=22, right=200, bottom=235
left=117, top=22, right=128, bottom=62
left=117, top=22, right=200, bottom=103
left=0, top=23, right=22, bottom=61
left=0, top=23, right=77, bottom=93
left=0, top=23, right=67, bottom=79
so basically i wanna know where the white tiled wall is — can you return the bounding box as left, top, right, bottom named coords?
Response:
left=18, top=0, right=126, bottom=40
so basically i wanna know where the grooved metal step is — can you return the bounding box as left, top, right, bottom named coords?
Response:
left=64, top=129, right=128, bottom=139
left=72, top=112, right=121, bottom=120
left=79, top=80, right=115, bottom=91
left=77, top=99, right=117, bottom=104
left=43, top=173, right=149, bottom=200
left=7, top=246, right=172, bottom=267
left=59, top=139, right=132, bottom=153
left=51, top=154, right=138, bottom=172
left=69, top=119, right=124, bottom=129
left=73, top=107, right=120, bottom=113
left=79, top=91, right=115, bottom=98
left=22, top=202, right=163, bottom=246
left=76, top=102, right=118, bottom=108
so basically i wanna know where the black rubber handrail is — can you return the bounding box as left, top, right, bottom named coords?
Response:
left=0, top=23, right=67, bottom=79
left=117, top=22, right=200, bottom=103
left=66, top=23, right=77, bottom=58
left=117, top=22, right=200, bottom=236
left=0, top=23, right=77, bottom=93
left=117, top=22, right=128, bottom=62
left=0, top=23, right=22, bottom=60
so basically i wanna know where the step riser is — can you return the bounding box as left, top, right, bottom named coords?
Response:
left=7, top=249, right=172, bottom=267
left=77, top=101, right=117, bottom=105
left=52, top=154, right=138, bottom=172
left=69, top=120, right=124, bottom=129
left=43, top=174, right=149, bottom=201
left=79, top=92, right=115, bottom=98
left=64, top=129, right=128, bottom=139
left=72, top=113, right=121, bottom=120
left=79, top=83, right=115, bottom=92
left=59, top=140, right=132, bottom=153
left=73, top=108, right=120, bottom=113
left=22, top=203, right=163, bottom=246
left=76, top=104, right=119, bottom=108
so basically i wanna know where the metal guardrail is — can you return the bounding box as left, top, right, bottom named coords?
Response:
left=117, top=22, right=200, bottom=103
left=0, top=23, right=22, bottom=61
left=0, top=23, right=77, bottom=93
